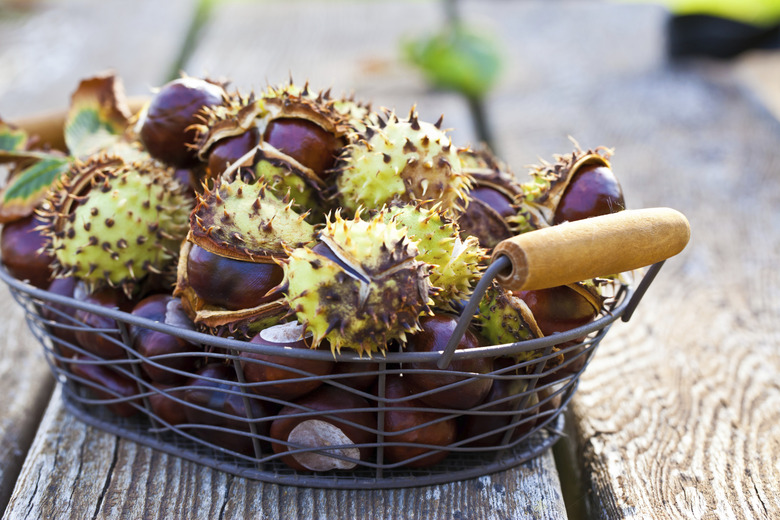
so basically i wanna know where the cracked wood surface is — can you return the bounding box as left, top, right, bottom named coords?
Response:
left=4, top=388, right=567, bottom=520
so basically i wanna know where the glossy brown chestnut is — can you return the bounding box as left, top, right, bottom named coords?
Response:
left=241, top=322, right=334, bottom=400
left=130, top=294, right=201, bottom=384
left=74, top=288, right=134, bottom=359
left=186, top=244, right=284, bottom=311
left=148, top=384, right=188, bottom=426
left=1, top=214, right=54, bottom=288
left=553, top=164, right=625, bottom=224
left=381, top=374, right=457, bottom=468
left=404, top=315, right=493, bottom=410
left=270, top=385, right=376, bottom=472
left=331, top=360, right=380, bottom=391
left=41, top=277, right=81, bottom=360
left=263, top=117, right=340, bottom=177
left=139, top=77, right=225, bottom=168
left=515, top=286, right=598, bottom=337
left=460, top=358, right=538, bottom=447
left=184, top=363, right=275, bottom=456
left=69, top=355, right=140, bottom=417
left=207, top=127, right=260, bottom=178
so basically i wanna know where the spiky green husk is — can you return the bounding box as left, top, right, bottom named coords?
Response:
left=189, top=177, right=315, bottom=260
left=511, top=145, right=613, bottom=234
left=193, top=91, right=265, bottom=159
left=334, top=110, right=470, bottom=216
left=476, top=282, right=544, bottom=362
left=282, top=211, right=434, bottom=355
left=44, top=155, right=191, bottom=296
left=383, top=203, right=485, bottom=309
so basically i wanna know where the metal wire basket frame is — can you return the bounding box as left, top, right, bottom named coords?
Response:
left=0, top=254, right=664, bottom=489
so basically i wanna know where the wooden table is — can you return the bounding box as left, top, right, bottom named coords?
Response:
left=2, top=1, right=780, bottom=518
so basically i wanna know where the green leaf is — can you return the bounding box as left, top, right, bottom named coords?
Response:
left=404, top=25, right=503, bottom=99
left=0, top=156, right=71, bottom=222
left=0, top=121, right=29, bottom=153
left=65, top=107, right=122, bottom=157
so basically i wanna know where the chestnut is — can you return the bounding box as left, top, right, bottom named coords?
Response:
left=270, top=386, right=376, bottom=472
left=69, top=355, right=140, bottom=417
left=457, top=187, right=515, bottom=248
left=130, top=294, right=201, bottom=384
left=263, top=117, right=341, bottom=177
left=240, top=322, right=334, bottom=400
left=207, top=127, right=260, bottom=178
left=515, top=286, right=598, bottom=337
left=331, top=359, right=380, bottom=391
left=73, top=287, right=134, bottom=359
left=41, top=277, right=81, bottom=360
left=404, top=315, right=493, bottom=410
left=184, top=363, right=275, bottom=456
left=460, top=358, right=538, bottom=447
left=139, top=77, right=225, bottom=168
left=186, top=244, right=284, bottom=311
left=380, top=374, right=457, bottom=468
left=553, top=164, right=625, bottom=224
left=148, top=383, right=188, bottom=426
left=1, top=214, right=54, bottom=288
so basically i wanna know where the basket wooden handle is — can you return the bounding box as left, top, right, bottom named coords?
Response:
left=491, top=207, right=690, bottom=291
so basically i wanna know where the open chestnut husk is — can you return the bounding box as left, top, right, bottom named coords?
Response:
left=270, top=385, right=376, bottom=472
left=69, top=355, right=140, bottom=417
left=183, top=363, right=276, bottom=456
left=129, top=294, right=201, bottom=384
left=403, top=314, right=493, bottom=410
left=380, top=374, right=457, bottom=468
left=0, top=214, right=54, bottom=288
left=240, top=322, right=334, bottom=400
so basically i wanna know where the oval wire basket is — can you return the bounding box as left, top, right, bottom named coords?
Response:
left=0, top=247, right=665, bottom=489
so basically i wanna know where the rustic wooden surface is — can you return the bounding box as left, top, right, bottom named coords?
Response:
left=4, top=0, right=780, bottom=518
left=0, top=0, right=194, bottom=512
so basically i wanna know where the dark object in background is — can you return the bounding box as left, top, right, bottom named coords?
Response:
left=668, top=14, right=780, bottom=59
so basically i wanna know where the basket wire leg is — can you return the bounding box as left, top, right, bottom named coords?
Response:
left=117, top=320, right=161, bottom=440
left=375, top=361, right=387, bottom=479
left=499, top=343, right=555, bottom=446
left=231, top=352, right=265, bottom=465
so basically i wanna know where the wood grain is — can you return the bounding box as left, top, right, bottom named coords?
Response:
left=4, top=387, right=568, bottom=520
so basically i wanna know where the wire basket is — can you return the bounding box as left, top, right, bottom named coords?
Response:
left=0, top=248, right=665, bottom=489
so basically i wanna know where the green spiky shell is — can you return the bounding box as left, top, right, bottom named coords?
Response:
left=189, top=177, right=315, bottom=261
left=334, top=110, right=471, bottom=216
left=282, top=211, right=434, bottom=355
left=477, top=282, right=544, bottom=362
left=383, top=203, right=485, bottom=309
left=512, top=145, right=612, bottom=234
left=44, top=155, right=191, bottom=296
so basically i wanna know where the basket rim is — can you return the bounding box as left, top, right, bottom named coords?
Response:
left=0, top=260, right=634, bottom=363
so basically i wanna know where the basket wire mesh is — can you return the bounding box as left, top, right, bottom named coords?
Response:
left=0, top=257, right=662, bottom=489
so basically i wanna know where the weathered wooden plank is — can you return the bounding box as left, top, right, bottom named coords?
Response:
left=0, top=0, right=194, bottom=511
left=450, top=1, right=780, bottom=518
left=4, top=387, right=568, bottom=520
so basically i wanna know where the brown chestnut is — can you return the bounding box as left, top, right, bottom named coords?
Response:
left=263, top=118, right=341, bottom=177
left=184, top=363, right=275, bottom=456
left=460, top=358, right=538, bottom=447
left=241, top=322, right=334, bottom=400
left=186, top=244, right=284, bottom=311
left=270, top=386, right=376, bottom=471
left=1, top=214, right=54, bottom=288
left=148, top=384, right=189, bottom=426
left=130, top=294, right=201, bottom=384
left=331, top=360, right=380, bottom=391
left=380, top=374, right=457, bottom=468
left=404, top=315, right=493, bottom=410
left=69, top=355, right=140, bottom=417
left=73, top=287, right=134, bottom=359
left=139, top=77, right=225, bottom=168
left=41, top=277, right=81, bottom=360
left=553, top=164, right=625, bottom=224
left=515, top=286, right=598, bottom=337
left=207, top=127, right=260, bottom=178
